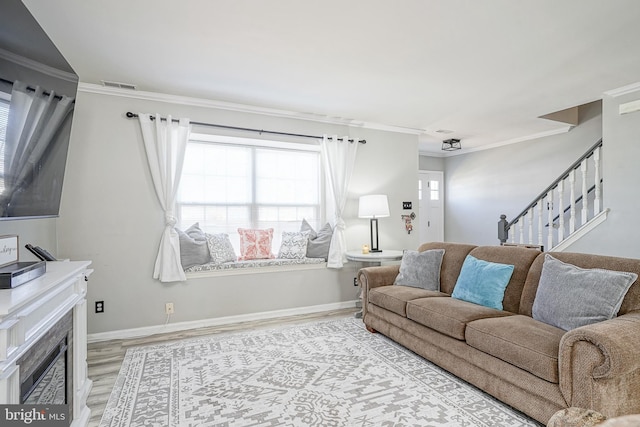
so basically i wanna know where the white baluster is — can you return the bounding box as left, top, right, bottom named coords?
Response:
left=547, top=191, right=554, bottom=250
left=557, top=181, right=565, bottom=242
left=569, top=170, right=576, bottom=233
left=537, top=200, right=543, bottom=247
left=519, top=217, right=524, bottom=244
left=528, top=207, right=534, bottom=244
left=581, top=159, right=588, bottom=225
left=594, top=146, right=602, bottom=213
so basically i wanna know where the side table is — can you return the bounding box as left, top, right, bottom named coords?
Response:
left=346, top=250, right=404, bottom=318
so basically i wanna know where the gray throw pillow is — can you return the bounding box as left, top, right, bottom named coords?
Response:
left=394, top=249, right=445, bottom=291
left=177, top=223, right=211, bottom=268
left=300, top=219, right=333, bottom=260
left=206, top=233, right=237, bottom=264
left=532, top=254, right=638, bottom=331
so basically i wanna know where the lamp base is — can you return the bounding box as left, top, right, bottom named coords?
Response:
left=370, top=249, right=383, bottom=253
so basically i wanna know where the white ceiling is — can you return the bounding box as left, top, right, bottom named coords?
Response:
left=21, top=0, right=640, bottom=154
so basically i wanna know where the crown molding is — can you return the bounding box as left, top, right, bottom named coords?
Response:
left=78, top=82, right=424, bottom=135
left=0, top=47, right=77, bottom=83
left=418, top=125, right=573, bottom=158
left=604, top=82, right=640, bottom=98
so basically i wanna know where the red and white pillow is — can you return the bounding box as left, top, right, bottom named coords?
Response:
left=237, top=228, right=275, bottom=260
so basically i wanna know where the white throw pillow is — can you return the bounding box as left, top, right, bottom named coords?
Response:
left=278, top=231, right=311, bottom=259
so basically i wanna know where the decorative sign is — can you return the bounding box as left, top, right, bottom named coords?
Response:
left=0, top=235, right=19, bottom=267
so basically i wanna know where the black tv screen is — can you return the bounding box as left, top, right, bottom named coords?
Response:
left=0, top=0, right=78, bottom=220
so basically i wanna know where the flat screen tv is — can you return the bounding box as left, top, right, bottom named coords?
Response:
left=0, top=0, right=78, bottom=220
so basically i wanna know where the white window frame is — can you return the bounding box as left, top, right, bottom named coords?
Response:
left=0, top=93, right=11, bottom=194
left=176, top=133, right=326, bottom=263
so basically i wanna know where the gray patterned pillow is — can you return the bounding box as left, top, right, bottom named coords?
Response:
left=278, top=231, right=311, bottom=259
left=532, top=254, right=638, bottom=331
left=205, top=233, right=237, bottom=265
left=177, top=223, right=211, bottom=268
left=394, top=249, right=445, bottom=291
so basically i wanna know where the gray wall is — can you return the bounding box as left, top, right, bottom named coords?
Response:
left=0, top=218, right=57, bottom=261
left=443, top=101, right=603, bottom=245
left=58, top=88, right=419, bottom=334
left=562, top=90, right=640, bottom=258
left=419, top=154, right=444, bottom=171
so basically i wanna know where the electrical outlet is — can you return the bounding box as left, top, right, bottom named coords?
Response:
left=95, top=301, right=104, bottom=313
left=165, top=302, right=174, bottom=315
left=353, top=277, right=358, bottom=286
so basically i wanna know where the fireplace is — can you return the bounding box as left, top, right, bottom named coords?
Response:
left=17, top=311, right=73, bottom=411
left=0, top=261, right=92, bottom=426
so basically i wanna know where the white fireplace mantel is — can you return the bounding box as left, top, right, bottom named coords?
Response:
left=0, top=260, right=93, bottom=427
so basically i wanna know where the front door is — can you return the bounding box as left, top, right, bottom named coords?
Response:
left=419, top=171, right=444, bottom=243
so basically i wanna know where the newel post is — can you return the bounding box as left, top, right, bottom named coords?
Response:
left=498, top=214, right=509, bottom=244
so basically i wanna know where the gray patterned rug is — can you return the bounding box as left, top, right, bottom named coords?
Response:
left=100, top=318, right=542, bottom=427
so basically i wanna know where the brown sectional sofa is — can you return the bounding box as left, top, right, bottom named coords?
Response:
left=357, top=242, right=640, bottom=425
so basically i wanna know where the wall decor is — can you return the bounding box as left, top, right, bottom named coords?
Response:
left=0, top=235, right=19, bottom=267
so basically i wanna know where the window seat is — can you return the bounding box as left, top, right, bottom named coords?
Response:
left=185, top=257, right=327, bottom=278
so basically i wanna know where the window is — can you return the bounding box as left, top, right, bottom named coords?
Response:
left=176, top=134, right=323, bottom=254
left=0, top=96, right=9, bottom=193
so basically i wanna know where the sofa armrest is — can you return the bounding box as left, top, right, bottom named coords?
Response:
left=357, top=266, right=400, bottom=318
left=559, top=311, right=640, bottom=417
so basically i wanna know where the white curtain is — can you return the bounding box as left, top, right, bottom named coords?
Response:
left=321, top=135, right=359, bottom=268
left=138, top=113, right=191, bottom=282
left=1, top=81, right=74, bottom=215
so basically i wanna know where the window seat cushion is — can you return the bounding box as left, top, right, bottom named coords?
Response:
left=184, top=257, right=326, bottom=272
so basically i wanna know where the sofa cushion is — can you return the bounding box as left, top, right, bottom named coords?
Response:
left=532, top=254, right=638, bottom=331
left=406, top=297, right=513, bottom=340
left=394, top=249, right=445, bottom=290
left=369, top=286, right=447, bottom=317
left=451, top=255, right=514, bottom=310
left=465, top=315, right=564, bottom=383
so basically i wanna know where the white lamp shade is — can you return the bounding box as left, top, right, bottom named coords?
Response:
left=358, top=194, right=390, bottom=218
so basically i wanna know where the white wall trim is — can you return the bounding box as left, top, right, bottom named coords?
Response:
left=604, top=82, right=640, bottom=98
left=87, top=300, right=357, bottom=343
left=419, top=126, right=573, bottom=157
left=78, top=82, right=423, bottom=136
left=550, top=208, right=610, bottom=252
left=0, top=47, right=77, bottom=83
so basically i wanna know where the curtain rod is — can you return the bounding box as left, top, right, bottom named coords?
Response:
left=0, top=77, right=69, bottom=102
left=125, top=112, right=366, bottom=144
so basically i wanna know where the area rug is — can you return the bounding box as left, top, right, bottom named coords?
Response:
left=100, top=318, right=542, bottom=426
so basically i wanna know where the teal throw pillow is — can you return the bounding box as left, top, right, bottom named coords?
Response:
left=451, top=255, right=515, bottom=310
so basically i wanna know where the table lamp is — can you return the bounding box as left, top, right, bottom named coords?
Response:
left=358, top=194, right=390, bottom=252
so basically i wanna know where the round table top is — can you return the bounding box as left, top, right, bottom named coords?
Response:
left=345, top=250, right=404, bottom=262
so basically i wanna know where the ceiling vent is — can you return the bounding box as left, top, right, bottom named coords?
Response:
left=101, top=80, right=137, bottom=90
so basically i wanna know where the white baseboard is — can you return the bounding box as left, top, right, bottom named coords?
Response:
left=87, top=300, right=358, bottom=343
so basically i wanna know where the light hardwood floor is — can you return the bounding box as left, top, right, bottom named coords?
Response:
left=86, top=308, right=358, bottom=426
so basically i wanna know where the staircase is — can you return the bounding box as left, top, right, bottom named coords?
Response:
left=498, top=139, right=606, bottom=251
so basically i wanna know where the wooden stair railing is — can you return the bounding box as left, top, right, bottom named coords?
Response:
left=498, top=139, right=603, bottom=250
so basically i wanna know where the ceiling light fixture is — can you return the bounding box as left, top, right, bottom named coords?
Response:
left=442, top=138, right=461, bottom=151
